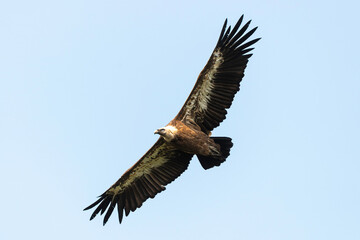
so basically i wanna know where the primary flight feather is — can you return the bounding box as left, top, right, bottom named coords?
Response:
left=84, top=15, right=260, bottom=225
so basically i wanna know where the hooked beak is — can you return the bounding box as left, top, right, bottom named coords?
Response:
left=154, top=128, right=164, bottom=135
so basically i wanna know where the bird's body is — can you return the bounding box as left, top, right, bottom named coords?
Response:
left=159, top=120, right=217, bottom=156
left=84, top=15, right=260, bottom=225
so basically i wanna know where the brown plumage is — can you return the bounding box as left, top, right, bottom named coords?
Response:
left=84, top=15, right=260, bottom=225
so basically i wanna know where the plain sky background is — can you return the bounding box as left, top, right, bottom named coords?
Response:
left=1, top=0, right=359, bottom=239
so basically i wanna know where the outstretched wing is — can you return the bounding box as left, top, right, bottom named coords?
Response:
left=175, top=16, right=260, bottom=134
left=84, top=138, right=193, bottom=225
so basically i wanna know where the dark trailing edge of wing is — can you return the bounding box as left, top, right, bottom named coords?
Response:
left=176, top=15, right=260, bottom=133
left=84, top=140, right=193, bottom=225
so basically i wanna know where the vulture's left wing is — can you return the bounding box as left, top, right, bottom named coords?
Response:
left=175, top=16, right=260, bottom=134
left=84, top=138, right=193, bottom=225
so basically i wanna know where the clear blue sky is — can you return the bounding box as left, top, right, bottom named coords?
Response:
left=1, top=0, right=359, bottom=239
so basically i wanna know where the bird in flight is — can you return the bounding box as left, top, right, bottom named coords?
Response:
left=84, top=15, right=260, bottom=225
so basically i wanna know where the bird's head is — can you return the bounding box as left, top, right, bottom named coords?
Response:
left=154, top=125, right=178, bottom=142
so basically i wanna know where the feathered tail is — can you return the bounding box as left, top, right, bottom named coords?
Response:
left=197, top=137, right=233, bottom=170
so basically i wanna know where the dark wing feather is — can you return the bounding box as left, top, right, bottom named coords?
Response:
left=84, top=138, right=193, bottom=225
left=175, top=16, right=260, bottom=133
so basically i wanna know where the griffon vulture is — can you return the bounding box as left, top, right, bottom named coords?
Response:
left=84, top=15, right=260, bottom=225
